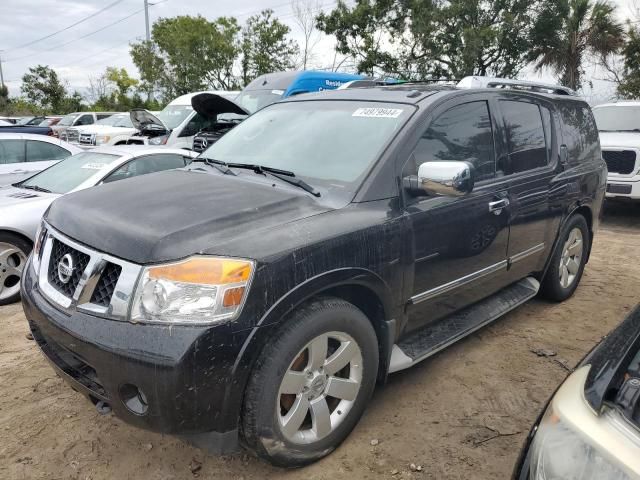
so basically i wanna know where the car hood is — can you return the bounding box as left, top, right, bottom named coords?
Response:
left=0, top=185, right=59, bottom=208
left=130, top=109, right=168, bottom=131
left=598, top=131, right=640, bottom=149
left=45, top=169, right=334, bottom=264
left=191, top=93, right=249, bottom=119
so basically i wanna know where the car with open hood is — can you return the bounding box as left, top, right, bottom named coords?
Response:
left=513, top=305, right=640, bottom=479
left=191, top=70, right=365, bottom=152
left=22, top=78, right=605, bottom=466
left=0, top=146, right=198, bottom=305
left=125, top=91, right=239, bottom=149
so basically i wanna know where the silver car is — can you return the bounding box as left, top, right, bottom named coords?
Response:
left=0, top=145, right=198, bottom=304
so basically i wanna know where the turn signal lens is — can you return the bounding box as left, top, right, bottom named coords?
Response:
left=148, top=257, right=252, bottom=285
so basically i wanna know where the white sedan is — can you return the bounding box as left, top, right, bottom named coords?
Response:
left=0, top=145, right=199, bottom=305
left=0, top=132, right=81, bottom=185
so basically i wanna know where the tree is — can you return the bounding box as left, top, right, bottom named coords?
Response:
left=618, top=25, right=640, bottom=98
left=86, top=72, right=112, bottom=104
left=106, top=67, right=138, bottom=103
left=21, top=65, right=66, bottom=111
left=317, top=0, right=538, bottom=80
left=528, top=0, right=624, bottom=90
left=292, top=0, right=322, bottom=69
left=130, top=15, right=241, bottom=99
left=241, top=10, right=299, bottom=84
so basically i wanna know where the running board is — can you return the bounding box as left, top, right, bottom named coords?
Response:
left=389, top=277, right=540, bottom=373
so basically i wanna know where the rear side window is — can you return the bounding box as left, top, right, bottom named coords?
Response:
left=501, top=100, right=547, bottom=174
left=559, top=103, right=600, bottom=165
left=75, top=114, right=94, bottom=126
left=410, top=101, right=496, bottom=181
left=0, top=140, right=25, bottom=164
left=26, top=141, right=70, bottom=162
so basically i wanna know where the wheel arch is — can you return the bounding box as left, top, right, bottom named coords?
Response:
left=0, top=228, right=34, bottom=248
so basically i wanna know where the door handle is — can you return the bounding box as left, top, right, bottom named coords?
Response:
left=488, top=198, right=510, bottom=215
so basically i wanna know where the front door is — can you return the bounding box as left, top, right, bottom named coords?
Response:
left=403, top=95, right=512, bottom=332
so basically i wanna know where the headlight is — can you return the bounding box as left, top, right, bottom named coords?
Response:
left=149, top=134, right=168, bottom=145
left=95, top=135, right=110, bottom=145
left=130, top=256, right=254, bottom=325
left=31, top=222, right=47, bottom=274
left=528, top=366, right=636, bottom=480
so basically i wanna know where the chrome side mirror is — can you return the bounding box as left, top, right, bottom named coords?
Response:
left=408, top=161, right=474, bottom=197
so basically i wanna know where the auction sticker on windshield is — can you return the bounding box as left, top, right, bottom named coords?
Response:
left=352, top=107, right=404, bottom=118
left=81, top=163, right=107, bottom=170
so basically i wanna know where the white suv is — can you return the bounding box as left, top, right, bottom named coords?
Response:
left=592, top=102, right=640, bottom=200
left=66, top=113, right=136, bottom=148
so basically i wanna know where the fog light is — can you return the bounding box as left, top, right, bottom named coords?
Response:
left=119, top=383, right=148, bottom=415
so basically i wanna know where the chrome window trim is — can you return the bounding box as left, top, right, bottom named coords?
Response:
left=37, top=223, right=142, bottom=321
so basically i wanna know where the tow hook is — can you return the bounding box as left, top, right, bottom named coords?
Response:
left=95, top=401, right=112, bottom=415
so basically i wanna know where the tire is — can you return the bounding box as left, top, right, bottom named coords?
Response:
left=0, top=232, right=32, bottom=306
left=539, top=215, right=589, bottom=302
left=241, top=297, right=379, bottom=467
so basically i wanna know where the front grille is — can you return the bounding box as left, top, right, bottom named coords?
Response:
left=79, top=133, right=94, bottom=145
left=47, top=239, right=90, bottom=298
left=193, top=136, right=208, bottom=152
left=90, top=262, right=122, bottom=307
left=603, top=150, right=636, bottom=174
left=65, top=129, right=79, bottom=143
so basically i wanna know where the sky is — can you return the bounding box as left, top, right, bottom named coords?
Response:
left=0, top=0, right=637, bottom=104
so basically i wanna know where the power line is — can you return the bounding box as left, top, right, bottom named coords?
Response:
left=4, top=0, right=125, bottom=52
left=4, top=8, right=145, bottom=63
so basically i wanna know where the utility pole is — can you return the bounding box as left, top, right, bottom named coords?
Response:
left=0, top=51, right=5, bottom=90
left=144, top=0, right=150, bottom=42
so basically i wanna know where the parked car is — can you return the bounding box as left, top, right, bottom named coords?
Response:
left=22, top=77, right=605, bottom=466
left=513, top=304, right=640, bottom=479
left=191, top=70, right=365, bottom=152
left=54, top=112, right=118, bottom=141
left=16, top=116, right=46, bottom=126
left=126, top=91, right=239, bottom=149
left=0, top=123, right=53, bottom=136
left=38, top=116, right=62, bottom=127
left=65, top=113, right=136, bottom=148
left=0, top=146, right=198, bottom=305
left=592, top=101, right=640, bottom=200
left=0, top=132, right=81, bottom=185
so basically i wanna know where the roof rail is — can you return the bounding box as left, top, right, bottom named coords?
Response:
left=457, top=76, right=577, bottom=96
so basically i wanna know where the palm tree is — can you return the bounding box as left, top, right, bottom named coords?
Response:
left=528, top=0, right=624, bottom=90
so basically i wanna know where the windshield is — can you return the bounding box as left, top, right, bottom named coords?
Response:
left=234, top=90, right=284, bottom=114
left=201, top=101, right=411, bottom=192
left=96, top=115, right=126, bottom=126
left=58, top=113, right=78, bottom=126
left=157, top=105, right=193, bottom=129
left=593, top=105, right=640, bottom=132
left=20, top=152, right=119, bottom=194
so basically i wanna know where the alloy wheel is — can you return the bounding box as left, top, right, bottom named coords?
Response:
left=277, top=331, right=363, bottom=444
left=0, top=242, right=28, bottom=302
left=559, top=227, right=583, bottom=289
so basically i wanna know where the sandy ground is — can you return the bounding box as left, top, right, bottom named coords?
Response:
left=1, top=201, right=639, bottom=480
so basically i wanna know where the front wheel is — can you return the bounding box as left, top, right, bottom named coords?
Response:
left=241, top=297, right=379, bottom=467
left=0, top=233, right=32, bottom=306
left=540, top=215, right=589, bottom=302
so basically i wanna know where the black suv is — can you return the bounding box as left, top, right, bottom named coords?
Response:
left=21, top=80, right=606, bottom=467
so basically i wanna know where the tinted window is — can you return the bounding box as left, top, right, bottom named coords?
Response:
left=26, top=141, right=70, bottom=162
left=103, top=154, right=187, bottom=183
left=501, top=100, right=547, bottom=174
left=559, top=103, right=599, bottom=165
left=75, top=114, right=94, bottom=126
left=20, top=152, right=118, bottom=194
left=0, top=140, right=25, bottom=164
left=97, top=114, right=113, bottom=120
left=410, top=101, right=496, bottom=181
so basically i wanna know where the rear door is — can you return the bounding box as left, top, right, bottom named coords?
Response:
left=403, top=93, right=512, bottom=332
left=0, top=139, right=27, bottom=185
left=495, top=95, right=562, bottom=281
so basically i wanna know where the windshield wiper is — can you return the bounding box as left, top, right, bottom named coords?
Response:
left=200, top=158, right=237, bottom=176
left=226, top=163, right=321, bottom=197
left=17, top=184, right=51, bottom=193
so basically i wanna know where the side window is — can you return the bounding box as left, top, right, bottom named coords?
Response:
left=75, top=114, right=94, bottom=126
left=103, top=154, right=187, bottom=183
left=96, top=114, right=112, bottom=120
left=180, top=113, right=213, bottom=137
left=501, top=100, right=547, bottom=174
left=407, top=101, right=496, bottom=181
left=0, top=140, right=26, bottom=164
left=26, top=141, right=70, bottom=162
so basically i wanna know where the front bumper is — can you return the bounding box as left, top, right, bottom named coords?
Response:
left=606, top=175, right=640, bottom=199
left=21, top=262, right=252, bottom=452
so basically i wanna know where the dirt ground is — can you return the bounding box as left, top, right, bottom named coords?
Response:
left=1, top=201, right=639, bottom=480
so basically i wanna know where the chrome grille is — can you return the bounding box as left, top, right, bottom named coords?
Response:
left=65, top=129, right=80, bottom=143
left=602, top=150, right=636, bottom=175
left=37, top=225, right=141, bottom=320
left=79, top=133, right=95, bottom=145
left=47, top=239, right=90, bottom=298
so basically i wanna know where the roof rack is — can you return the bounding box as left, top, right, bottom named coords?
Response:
left=457, top=76, right=577, bottom=96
